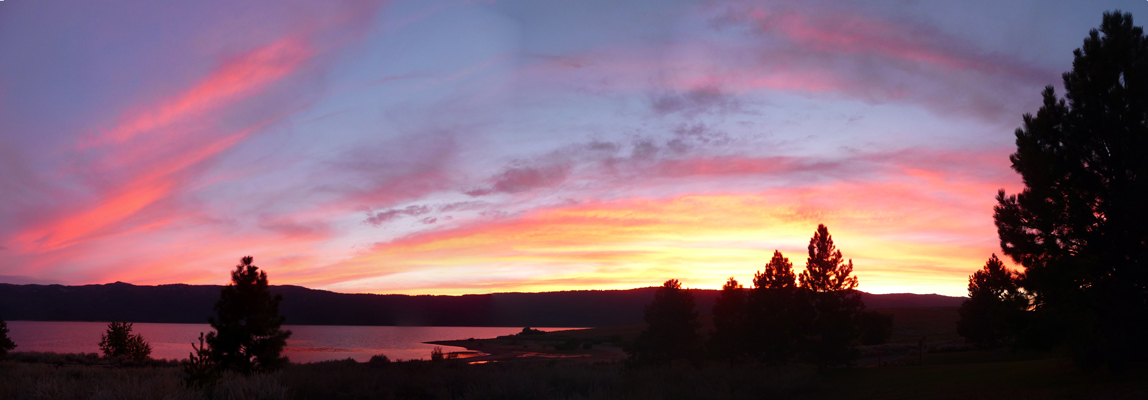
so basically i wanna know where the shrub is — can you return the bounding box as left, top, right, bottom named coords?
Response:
left=368, top=354, right=390, bottom=369
left=0, top=315, right=15, bottom=358
left=182, top=332, right=221, bottom=388
left=98, top=322, right=151, bottom=361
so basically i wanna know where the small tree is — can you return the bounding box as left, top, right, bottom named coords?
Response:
left=99, top=321, right=152, bottom=361
left=0, top=314, right=16, bottom=358
left=957, top=254, right=1028, bottom=348
left=799, top=224, right=865, bottom=367
left=627, top=279, right=701, bottom=366
left=747, top=250, right=808, bottom=364
left=206, top=256, right=292, bottom=374
left=709, top=277, right=747, bottom=362
left=183, top=332, right=220, bottom=388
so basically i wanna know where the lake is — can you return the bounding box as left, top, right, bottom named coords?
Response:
left=4, top=321, right=577, bottom=363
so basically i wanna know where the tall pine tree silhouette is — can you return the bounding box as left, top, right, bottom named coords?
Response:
left=799, top=224, right=864, bottom=367
left=206, top=256, right=292, bottom=374
left=748, top=250, right=808, bottom=364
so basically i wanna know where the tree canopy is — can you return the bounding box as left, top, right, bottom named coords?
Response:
left=799, top=224, right=858, bottom=292
left=994, top=11, right=1147, bottom=370
left=755, top=250, right=796, bottom=289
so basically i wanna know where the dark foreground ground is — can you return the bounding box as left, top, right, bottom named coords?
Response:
left=2, top=308, right=1144, bottom=399
left=1, top=349, right=1145, bottom=400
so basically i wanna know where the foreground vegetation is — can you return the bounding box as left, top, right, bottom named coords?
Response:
left=1, top=349, right=1144, bottom=400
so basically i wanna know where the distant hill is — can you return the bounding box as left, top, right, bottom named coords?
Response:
left=0, top=283, right=964, bottom=327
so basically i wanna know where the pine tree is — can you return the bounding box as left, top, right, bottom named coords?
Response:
left=709, top=277, right=747, bottom=362
left=994, top=11, right=1148, bottom=370
left=99, top=321, right=152, bottom=361
left=798, top=224, right=865, bottom=367
left=747, top=250, right=808, bottom=363
left=206, top=256, right=292, bottom=374
left=957, top=255, right=1028, bottom=348
left=627, top=279, right=701, bottom=366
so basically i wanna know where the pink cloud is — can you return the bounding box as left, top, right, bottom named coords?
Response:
left=91, top=38, right=312, bottom=146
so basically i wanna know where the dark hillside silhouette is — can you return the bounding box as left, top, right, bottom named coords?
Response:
left=0, top=283, right=961, bottom=327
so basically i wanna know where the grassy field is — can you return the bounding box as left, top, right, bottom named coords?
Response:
left=2, top=349, right=1145, bottom=399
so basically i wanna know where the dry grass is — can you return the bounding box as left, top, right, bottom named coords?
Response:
left=2, top=346, right=1144, bottom=400
left=0, top=358, right=288, bottom=400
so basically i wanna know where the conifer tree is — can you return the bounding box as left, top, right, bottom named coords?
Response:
left=709, top=277, right=747, bottom=362
left=747, top=250, right=808, bottom=363
left=627, top=279, right=701, bottom=366
left=994, top=11, right=1148, bottom=370
left=99, top=321, right=152, bottom=361
left=206, top=256, right=292, bottom=374
left=799, top=224, right=864, bottom=367
left=957, top=254, right=1028, bottom=348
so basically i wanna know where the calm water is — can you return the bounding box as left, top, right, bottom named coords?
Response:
left=5, top=321, right=575, bottom=363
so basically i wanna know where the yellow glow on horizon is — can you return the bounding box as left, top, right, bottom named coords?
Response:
left=305, top=181, right=1004, bottom=297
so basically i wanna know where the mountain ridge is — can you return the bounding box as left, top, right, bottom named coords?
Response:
left=0, top=282, right=965, bottom=327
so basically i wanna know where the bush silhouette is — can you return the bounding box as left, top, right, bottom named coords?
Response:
left=206, top=256, right=292, bottom=374
left=98, top=321, right=151, bottom=361
left=368, top=354, right=390, bottom=368
left=0, top=314, right=15, bottom=358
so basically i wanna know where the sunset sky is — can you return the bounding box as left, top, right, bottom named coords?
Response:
left=0, top=0, right=1138, bottom=296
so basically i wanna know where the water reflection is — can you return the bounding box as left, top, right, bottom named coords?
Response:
left=5, top=321, right=574, bottom=363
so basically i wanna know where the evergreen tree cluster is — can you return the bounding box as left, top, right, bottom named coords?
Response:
left=958, top=11, right=1148, bottom=371
left=628, top=224, right=871, bottom=368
